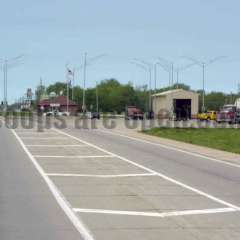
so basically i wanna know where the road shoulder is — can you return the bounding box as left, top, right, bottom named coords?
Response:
left=99, top=127, right=240, bottom=167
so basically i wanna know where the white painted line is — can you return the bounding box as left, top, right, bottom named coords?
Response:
left=34, top=155, right=114, bottom=159
left=18, top=132, right=58, bottom=135
left=15, top=131, right=52, bottom=133
left=16, top=132, right=57, bottom=135
left=26, top=145, right=88, bottom=147
left=73, top=207, right=237, bottom=218
left=98, top=129, right=240, bottom=169
left=47, top=173, right=156, bottom=178
left=54, top=129, right=240, bottom=211
left=11, top=130, right=95, bottom=240
left=21, top=137, right=68, bottom=140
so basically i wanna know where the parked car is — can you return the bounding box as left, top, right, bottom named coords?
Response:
left=85, top=112, right=100, bottom=119
left=146, top=111, right=155, bottom=120
left=197, top=111, right=217, bottom=121
left=125, top=106, right=144, bottom=120
left=217, top=105, right=240, bottom=124
left=43, top=110, right=70, bottom=117
left=43, top=111, right=54, bottom=116
left=90, top=112, right=100, bottom=119
left=57, top=111, right=70, bottom=116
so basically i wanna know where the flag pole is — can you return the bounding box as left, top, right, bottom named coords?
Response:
left=67, top=81, right=69, bottom=113
left=66, top=67, right=69, bottom=113
left=72, top=69, right=75, bottom=100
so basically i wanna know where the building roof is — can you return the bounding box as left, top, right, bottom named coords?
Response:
left=38, top=96, right=77, bottom=106
left=152, top=89, right=199, bottom=97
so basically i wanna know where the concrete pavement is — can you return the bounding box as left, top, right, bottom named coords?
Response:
left=0, top=125, right=83, bottom=240
left=1, top=118, right=240, bottom=239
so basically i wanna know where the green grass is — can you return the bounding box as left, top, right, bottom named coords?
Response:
left=143, top=128, right=240, bottom=154
left=0, top=111, right=33, bottom=117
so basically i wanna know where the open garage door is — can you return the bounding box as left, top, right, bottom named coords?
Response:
left=173, top=99, right=191, bottom=120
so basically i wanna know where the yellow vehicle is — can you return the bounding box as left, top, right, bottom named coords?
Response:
left=197, top=111, right=217, bottom=121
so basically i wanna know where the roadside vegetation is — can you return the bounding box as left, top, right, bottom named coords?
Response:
left=0, top=111, right=33, bottom=117
left=34, top=79, right=239, bottom=113
left=144, top=128, right=240, bottom=154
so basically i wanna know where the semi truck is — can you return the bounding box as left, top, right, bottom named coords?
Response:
left=217, top=104, right=240, bottom=124
left=125, top=106, right=144, bottom=120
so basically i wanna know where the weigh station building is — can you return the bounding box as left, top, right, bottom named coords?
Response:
left=152, top=89, right=199, bottom=120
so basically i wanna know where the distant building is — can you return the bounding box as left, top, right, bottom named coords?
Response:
left=152, top=89, right=199, bottom=120
left=38, top=96, right=78, bottom=114
left=235, top=98, right=240, bottom=108
left=21, top=88, right=33, bottom=110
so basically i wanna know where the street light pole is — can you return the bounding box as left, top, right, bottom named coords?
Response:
left=72, top=68, right=75, bottom=100
left=153, top=62, right=161, bottom=113
left=132, top=59, right=152, bottom=113
left=154, top=63, right=158, bottom=94
left=72, top=53, right=106, bottom=112
left=82, top=52, right=87, bottom=112
left=1, top=55, right=24, bottom=111
left=182, top=56, right=226, bottom=112
left=171, top=63, right=174, bottom=86
left=202, top=63, right=205, bottom=111
left=149, top=68, right=152, bottom=112
left=2, top=60, right=9, bottom=111
left=132, top=61, right=152, bottom=112
left=96, top=81, right=99, bottom=112
left=3, top=61, right=6, bottom=110
left=157, top=57, right=174, bottom=87
left=174, top=62, right=197, bottom=89
left=176, top=70, right=179, bottom=87
left=67, top=77, right=69, bottom=113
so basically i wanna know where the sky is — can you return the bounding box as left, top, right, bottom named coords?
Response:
left=1, top=0, right=240, bottom=103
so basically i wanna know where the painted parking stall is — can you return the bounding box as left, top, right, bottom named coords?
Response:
left=12, top=127, right=240, bottom=240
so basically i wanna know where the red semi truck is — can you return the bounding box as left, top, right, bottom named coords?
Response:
left=217, top=104, right=240, bottom=124
left=125, top=106, right=144, bottom=120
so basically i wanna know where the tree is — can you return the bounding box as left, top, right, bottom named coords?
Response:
left=35, top=84, right=46, bottom=102
left=204, top=92, right=226, bottom=110
left=39, top=79, right=240, bottom=114
left=156, top=83, right=191, bottom=93
left=46, top=82, right=68, bottom=96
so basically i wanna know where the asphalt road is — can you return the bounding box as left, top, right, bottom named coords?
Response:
left=1, top=119, right=240, bottom=239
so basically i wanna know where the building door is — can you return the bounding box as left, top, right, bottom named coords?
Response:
left=173, top=99, right=191, bottom=120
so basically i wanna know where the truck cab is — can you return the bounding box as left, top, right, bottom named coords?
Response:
left=125, top=106, right=144, bottom=120
left=217, top=105, right=239, bottom=124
